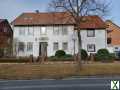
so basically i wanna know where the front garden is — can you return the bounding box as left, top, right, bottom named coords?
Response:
left=0, top=48, right=118, bottom=63
left=0, top=48, right=119, bottom=79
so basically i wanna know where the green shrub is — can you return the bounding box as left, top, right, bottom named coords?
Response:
left=81, top=49, right=88, bottom=60
left=55, top=50, right=66, bottom=57
left=49, top=54, right=73, bottom=61
left=95, top=49, right=114, bottom=62
left=63, top=54, right=73, bottom=58
left=109, top=53, right=116, bottom=60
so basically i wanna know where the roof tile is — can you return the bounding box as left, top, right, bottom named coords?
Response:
left=12, top=12, right=106, bottom=29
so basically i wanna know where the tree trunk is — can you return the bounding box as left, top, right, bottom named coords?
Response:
left=77, top=30, right=82, bottom=68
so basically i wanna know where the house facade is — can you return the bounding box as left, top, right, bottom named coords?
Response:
left=0, top=19, right=13, bottom=57
left=106, top=20, right=120, bottom=55
left=11, top=12, right=107, bottom=57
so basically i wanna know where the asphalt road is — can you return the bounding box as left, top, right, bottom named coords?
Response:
left=0, top=77, right=120, bottom=90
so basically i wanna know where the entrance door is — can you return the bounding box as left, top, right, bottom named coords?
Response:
left=39, top=42, right=47, bottom=57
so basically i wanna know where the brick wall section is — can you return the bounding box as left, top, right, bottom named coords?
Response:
left=0, top=19, right=13, bottom=48
left=106, top=20, right=120, bottom=46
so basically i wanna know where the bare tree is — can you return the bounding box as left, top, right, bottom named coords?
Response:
left=49, top=0, right=109, bottom=66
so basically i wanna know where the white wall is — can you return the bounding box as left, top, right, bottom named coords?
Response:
left=13, top=25, right=75, bottom=57
left=107, top=45, right=120, bottom=53
left=13, top=25, right=107, bottom=57
left=80, top=29, right=107, bottom=55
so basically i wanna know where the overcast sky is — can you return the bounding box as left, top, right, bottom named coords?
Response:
left=0, top=0, right=120, bottom=26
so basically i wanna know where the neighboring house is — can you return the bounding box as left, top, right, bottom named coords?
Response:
left=0, top=19, right=13, bottom=57
left=106, top=20, right=120, bottom=55
left=11, top=12, right=107, bottom=57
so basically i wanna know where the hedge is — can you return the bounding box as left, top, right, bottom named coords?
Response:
left=49, top=54, right=74, bottom=61
left=81, top=49, right=88, bottom=60
left=95, top=49, right=115, bottom=62
left=55, top=50, right=66, bottom=57
left=0, top=58, right=29, bottom=63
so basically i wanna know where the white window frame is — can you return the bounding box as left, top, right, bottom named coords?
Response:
left=62, top=42, right=68, bottom=50
left=27, top=42, right=33, bottom=52
left=53, top=42, right=59, bottom=51
left=87, top=29, right=95, bottom=37
left=28, top=26, right=34, bottom=35
left=53, top=26, right=59, bottom=35
left=62, top=26, right=68, bottom=35
left=40, top=27, right=47, bottom=35
left=19, top=27, right=25, bottom=35
left=87, top=44, right=96, bottom=52
left=18, top=42, right=25, bottom=52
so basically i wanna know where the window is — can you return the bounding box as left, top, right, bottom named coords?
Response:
left=115, top=47, right=118, bottom=50
left=27, top=42, right=33, bottom=51
left=87, top=44, right=95, bottom=52
left=24, top=17, right=33, bottom=21
left=107, top=37, right=111, bottom=44
left=40, top=27, right=47, bottom=35
left=53, top=42, right=58, bottom=51
left=18, top=42, right=25, bottom=52
left=62, top=26, right=68, bottom=35
left=4, top=27, right=7, bottom=32
left=53, top=26, right=59, bottom=35
left=19, top=27, right=25, bottom=35
left=28, top=26, right=34, bottom=35
left=87, top=29, right=95, bottom=37
left=62, top=42, right=68, bottom=50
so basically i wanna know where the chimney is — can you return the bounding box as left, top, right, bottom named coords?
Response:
left=35, top=10, right=39, bottom=13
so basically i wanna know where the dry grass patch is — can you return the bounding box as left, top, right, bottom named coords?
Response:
left=80, top=62, right=120, bottom=76
left=0, top=62, right=120, bottom=79
left=0, top=63, right=77, bottom=79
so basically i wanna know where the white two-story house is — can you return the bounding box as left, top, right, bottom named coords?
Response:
left=11, top=12, right=107, bottom=57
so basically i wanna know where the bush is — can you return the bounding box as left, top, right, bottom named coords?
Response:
left=49, top=54, right=73, bottom=61
left=81, top=49, right=88, bottom=60
left=55, top=50, right=66, bottom=57
left=95, top=49, right=114, bottom=62
left=62, top=54, right=73, bottom=58
left=109, top=53, right=116, bottom=60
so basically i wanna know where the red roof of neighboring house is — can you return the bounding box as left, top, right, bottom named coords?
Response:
left=79, top=16, right=106, bottom=29
left=11, top=12, right=106, bottom=29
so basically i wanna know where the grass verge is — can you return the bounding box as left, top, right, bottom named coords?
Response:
left=0, top=62, right=120, bottom=79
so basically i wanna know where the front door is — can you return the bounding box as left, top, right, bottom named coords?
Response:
left=39, top=42, right=47, bottom=57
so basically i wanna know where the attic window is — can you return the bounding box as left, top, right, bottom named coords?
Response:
left=81, top=17, right=87, bottom=22
left=24, top=17, right=33, bottom=20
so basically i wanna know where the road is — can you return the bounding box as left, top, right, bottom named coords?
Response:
left=0, top=77, right=120, bottom=90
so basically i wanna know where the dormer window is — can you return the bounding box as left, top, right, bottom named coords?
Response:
left=24, top=17, right=33, bottom=21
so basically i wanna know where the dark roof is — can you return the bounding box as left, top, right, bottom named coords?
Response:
left=0, top=19, right=5, bottom=23
left=11, top=12, right=106, bottom=29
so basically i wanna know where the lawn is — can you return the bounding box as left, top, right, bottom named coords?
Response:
left=0, top=62, right=120, bottom=79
